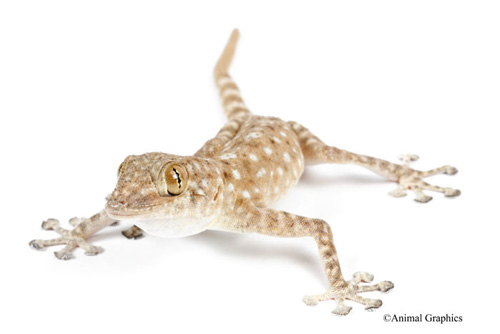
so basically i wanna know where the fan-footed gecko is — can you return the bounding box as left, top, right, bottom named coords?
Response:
left=29, top=30, right=460, bottom=315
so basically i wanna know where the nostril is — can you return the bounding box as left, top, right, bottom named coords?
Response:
left=119, top=201, right=125, bottom=205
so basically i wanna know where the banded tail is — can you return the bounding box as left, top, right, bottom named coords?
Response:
left=214, top=29, right=251, bottom=119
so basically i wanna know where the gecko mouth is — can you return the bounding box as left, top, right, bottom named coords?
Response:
left=104, top=205, right=134, bottom=219
left=105, top=200, right=150, bottom=220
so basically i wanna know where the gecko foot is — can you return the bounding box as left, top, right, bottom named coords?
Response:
left=29, top=218, right=104, bottom=260
left=122, top=225, right=144, bottom=239
left=303, top=272, right=394, bottom=316
left=389, top=154, right=460, bottom=203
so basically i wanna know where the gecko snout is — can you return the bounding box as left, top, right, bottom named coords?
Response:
left=105, top=198, right=123, bottom=210
left=105, top=198, right=131, bottom=219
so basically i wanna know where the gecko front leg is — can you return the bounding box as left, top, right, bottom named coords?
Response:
left=29, top=209, right=116, bottom=260
left=216, top=203, right=394, bottom=315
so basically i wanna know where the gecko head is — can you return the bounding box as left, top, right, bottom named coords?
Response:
left=105, top=152, right=224, bottom=237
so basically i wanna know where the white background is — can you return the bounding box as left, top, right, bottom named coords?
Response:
left=1, top=1, right=498, bottom=333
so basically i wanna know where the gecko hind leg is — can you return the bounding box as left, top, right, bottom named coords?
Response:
left=303, top=272, right=394, bottom=315
left=289, top=122, right=460, bottom=203
left=29, top=210, right=115, bottom=260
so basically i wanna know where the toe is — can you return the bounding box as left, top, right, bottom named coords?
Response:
left=54, top=250, right=74, bottom=260
left=445, top=189, right=461, bottom=197
left=122, top=226, right=144, bottom=239
left=444, top=166, right=458, bottom=175
left=29, top=240, right=44, bottom=250
left=332, top=303, right=352, bottom=316
left=68, top=217, right=84, bottom=227
left=353, top=272, right=374, bottom=283
left=365, top=299, right=382, bottom=311
left=414, top=191, right=433, bottom=203
left=84, top=246, right=104, bottom=256
left=41, top=219, right=59, bottom=230
left=389, top=187, right=407, bottom=198
left=379, top=281, right=394, bottom=292
left=302, top=295, right=319, bottom=306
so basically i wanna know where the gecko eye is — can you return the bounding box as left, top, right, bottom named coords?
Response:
left=157, top=163, right=189, bottom=196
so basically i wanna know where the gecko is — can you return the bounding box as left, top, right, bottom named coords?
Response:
left=29, top=29, right=460, bottom=316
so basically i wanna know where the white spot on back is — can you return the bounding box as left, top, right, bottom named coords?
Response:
left=264, top=147, right=273, bottom=155
left=227, top=183, right=234, bottom=192
left=242, top=191, right=250, bottom=198
left=280, top=131, right=287, bottom=137
left=272, top=136, right=282, bottom=144
left=246, top=132, right=261, bottom=140
left=283, top=152, right=290, bottom=162
left=249, top=154, right=258, bottom=161
left=220, top=153, right=237, bottom=160
left=277, top=167, right=283, bottom=176
left=232, top=170, right=241, bottom=180
left=256, top=168, right=266, bottom=178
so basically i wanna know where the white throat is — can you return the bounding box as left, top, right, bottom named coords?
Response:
left=130, top=215, right=215, bottom=238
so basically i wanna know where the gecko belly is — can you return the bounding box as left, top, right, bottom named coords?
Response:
left=130, top=216, right=215, bottom=238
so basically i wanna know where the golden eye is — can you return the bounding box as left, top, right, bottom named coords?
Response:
left=158, top=163, right=188, bottom=196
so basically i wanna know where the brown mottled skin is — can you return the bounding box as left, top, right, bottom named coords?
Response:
left=29, top=30, right=460, bottom=315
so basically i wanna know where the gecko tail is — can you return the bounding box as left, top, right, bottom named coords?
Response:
left=214, top=29, right=240, bottom=76
left=214, top=29, right=251, bottom=119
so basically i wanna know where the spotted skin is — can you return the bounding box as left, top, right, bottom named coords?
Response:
left=29, top=29, right=460, bottom=315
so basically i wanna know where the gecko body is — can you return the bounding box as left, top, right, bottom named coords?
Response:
left=30, top=30, right=460, bottom=315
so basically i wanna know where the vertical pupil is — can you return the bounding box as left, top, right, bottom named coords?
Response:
left=172, top=168, right=181, bottom=189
